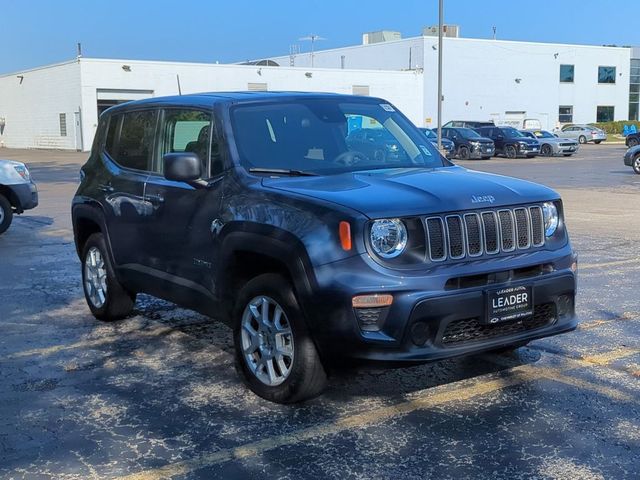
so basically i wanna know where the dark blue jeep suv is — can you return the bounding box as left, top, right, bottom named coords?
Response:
left=72, top=92, right=578, bottom=403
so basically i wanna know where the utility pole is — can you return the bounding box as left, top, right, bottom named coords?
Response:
left=437, top=0, right=444, bottom=151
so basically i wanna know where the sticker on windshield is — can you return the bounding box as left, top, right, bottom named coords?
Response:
left=419, top=145, right=433, bottom=156
left=380, top=103, right=395, bottom=112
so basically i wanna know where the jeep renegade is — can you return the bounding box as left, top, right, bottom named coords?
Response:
left=72, top=92, right=578, bottom=403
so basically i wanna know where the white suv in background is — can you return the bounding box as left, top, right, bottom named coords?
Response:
left=0, top=159, right=38, bottom=234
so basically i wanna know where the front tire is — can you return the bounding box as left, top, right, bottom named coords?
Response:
left=0, top=194, right=13, bottom=235
left=233, top=274, right=327, bottom=403
left=81, top=233, right=135, bottom=321
left=457, top=146, right=470, bottom=160
left=541, top=144, right=553, bottom=157
left=633, top=153, right=640, bottom=174
left=505, top=145, right=517, bottom=158
left=578, top=135, right=587, bottom=144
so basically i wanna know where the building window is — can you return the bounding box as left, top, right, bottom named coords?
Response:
left=558, top=106, right=573, bottom=123
left=559, top=64, right=574, bottom=83
left=59, top=113, right=67, bottom=136
left=352, top=85, right=370, bottom=96
left=596, top=106, right=615, bottom=122
left=598, top=66, right=616, bottom=84
left=629, top=59, right=640, bottom=120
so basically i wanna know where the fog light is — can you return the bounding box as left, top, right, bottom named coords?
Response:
left=410, top=321, right=430, bottom=346
left=557, top=294, right=574, bottom=318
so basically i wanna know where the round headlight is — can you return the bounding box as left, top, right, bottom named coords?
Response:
left=370, top=219, right=408, bottom=259
left=542, top=202, right=559, bottom=237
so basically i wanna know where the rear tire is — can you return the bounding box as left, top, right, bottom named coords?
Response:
left=541, top=144, right=553, bottom=157
left=81, top=233, right=135, bottom=321
left=233, top=273, right=327, bottom=403
left=0, top=194, right=13, bottom=235
left=578, top=135, right=587, bottom=144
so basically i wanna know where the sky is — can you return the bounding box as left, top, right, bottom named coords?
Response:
left=1, top=0, right=638, bottom=74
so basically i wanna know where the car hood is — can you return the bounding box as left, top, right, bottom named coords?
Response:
left=0, top=159, right=29, bottom=185
left=263, top=166, right=558, bottom=218
left=551, top=137, right=577, bottom=144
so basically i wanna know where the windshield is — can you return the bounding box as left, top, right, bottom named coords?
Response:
left=230, top=99, right=445, bottom=174
left=458, top=128, right=481, bottom=139
left=533, top=130, right=555, bottom=139
left=501, top=127, right=525, bottom=138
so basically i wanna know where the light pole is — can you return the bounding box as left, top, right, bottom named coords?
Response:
left=437, top=0, right=444, bottom=152
left=299, top=34, right=326, bottom=68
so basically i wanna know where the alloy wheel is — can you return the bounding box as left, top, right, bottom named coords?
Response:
left=84, top=246, right=108, bottom=308
left=241, top=296, right=294, bottom=386
left=634, top=155, right=640, bottom=174
left=0, top=204, right=4, bottom=224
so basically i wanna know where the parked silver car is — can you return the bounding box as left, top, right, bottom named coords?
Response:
left=520, top=130, right=579, bottom=157
left=554, top=124, right=607, bottom=144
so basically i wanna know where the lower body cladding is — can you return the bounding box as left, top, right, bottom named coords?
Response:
left=307, top=246, right=577, bottom=363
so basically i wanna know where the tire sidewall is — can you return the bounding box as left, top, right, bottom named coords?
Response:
left=233, top=274, right=321, bottom=403
left=458, top=146, right=469, bottom=159
left=0, top=194, right=13, bottom=235
left=633, top=154, right=640, bottom=174
left=505, top=145, right=517, bottom=158
left=542, top=144, right=553, bottom=157
left=579, top=135, right=587, bottom=144
left=81, top=233, right=130, bottom=320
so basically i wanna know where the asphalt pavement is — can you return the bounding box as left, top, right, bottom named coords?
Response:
left=0, top=144, right=638, bottom=479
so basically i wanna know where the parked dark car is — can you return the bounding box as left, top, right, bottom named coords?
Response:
left=443, top=120, right=495, bottom=129
left=625, top=132, right=640, bottom=148
left=346, top=128, right=408, bottom=164
left=72, top=92, right=578, bottom=403
left=623, top=145, right=640, bottom=174
left=440, top=127, right=495, bottom=159
left=418, top=127, right=455, bottom=158
left=475, top=126, right=540, bottom=158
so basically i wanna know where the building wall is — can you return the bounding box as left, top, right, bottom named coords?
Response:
left=78, top=58, right=424, bottom=150
left=267, top=37, right=631, bottom=129
left=0, top=61, right=82, bottom=149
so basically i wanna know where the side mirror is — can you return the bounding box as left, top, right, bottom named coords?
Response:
left=163, top=153, right=202, bottom=183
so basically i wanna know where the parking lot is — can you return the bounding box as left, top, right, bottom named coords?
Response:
left=1, top=144, right=639, bottom=479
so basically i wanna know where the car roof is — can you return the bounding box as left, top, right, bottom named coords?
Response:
left=103, top=91, right=385, bottom=114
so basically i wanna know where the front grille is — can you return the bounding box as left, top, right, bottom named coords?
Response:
left=559, top=143, right=575, bottom=147
left=425, top=205, right=545, bottom=262
left=441, top=302, right=556, bottom=346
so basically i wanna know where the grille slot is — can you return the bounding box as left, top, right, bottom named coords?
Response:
left=464, top=214, right=482, bottom=256
left=482, top=212, right=499, bottom=254
left=498, top=210, right=516, bottom=252
left=445, top=216, right=465, bottom=259
left=441, top=303, right=556, bottom=346
left=426, top=217, right=446, bottom=261
left=514, top=208, right=530, bottom=249
left=529, top=206, right=544, bottom=246
left=425, top=205, right=545, bottom=262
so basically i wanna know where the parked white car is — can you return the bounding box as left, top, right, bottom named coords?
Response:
left=0, top=159, right=38, bottom=234
left=554, top=125, right=607, bottom=144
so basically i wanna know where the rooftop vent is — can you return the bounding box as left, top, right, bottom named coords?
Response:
left=423, top=25, right=460, bottom=38
left=362, top=30, right=402, bottom=45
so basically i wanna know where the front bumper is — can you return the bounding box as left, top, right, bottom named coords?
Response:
left=8, top=182, right=38, bottom=213
left=307, top=246, right=577, bottom=363
left=517, top=145, right=540, bottom=157
left=469, top=144, right=495, bottom=158
left=557, top=143, right=578, bottom=154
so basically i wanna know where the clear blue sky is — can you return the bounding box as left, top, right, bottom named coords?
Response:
left=1, top=0, right=637, bottom=73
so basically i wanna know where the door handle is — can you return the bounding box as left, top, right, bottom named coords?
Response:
left=146, top=193, right=165, bottom=204
left=98, top=183, right=114, bottom=193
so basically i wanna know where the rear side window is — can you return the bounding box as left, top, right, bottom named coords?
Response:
left=104, top=110, right=158, bottom=171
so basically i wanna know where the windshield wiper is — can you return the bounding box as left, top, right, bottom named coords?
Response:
left=249, top=168, right=318, bottom=177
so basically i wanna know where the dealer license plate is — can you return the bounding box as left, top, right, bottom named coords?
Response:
left=486, top=285, right=533, bottom=324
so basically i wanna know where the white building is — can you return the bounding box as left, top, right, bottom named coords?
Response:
left=263, top=33, right=633, bottom=129
left=0, top=58, right=423, bottom=151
